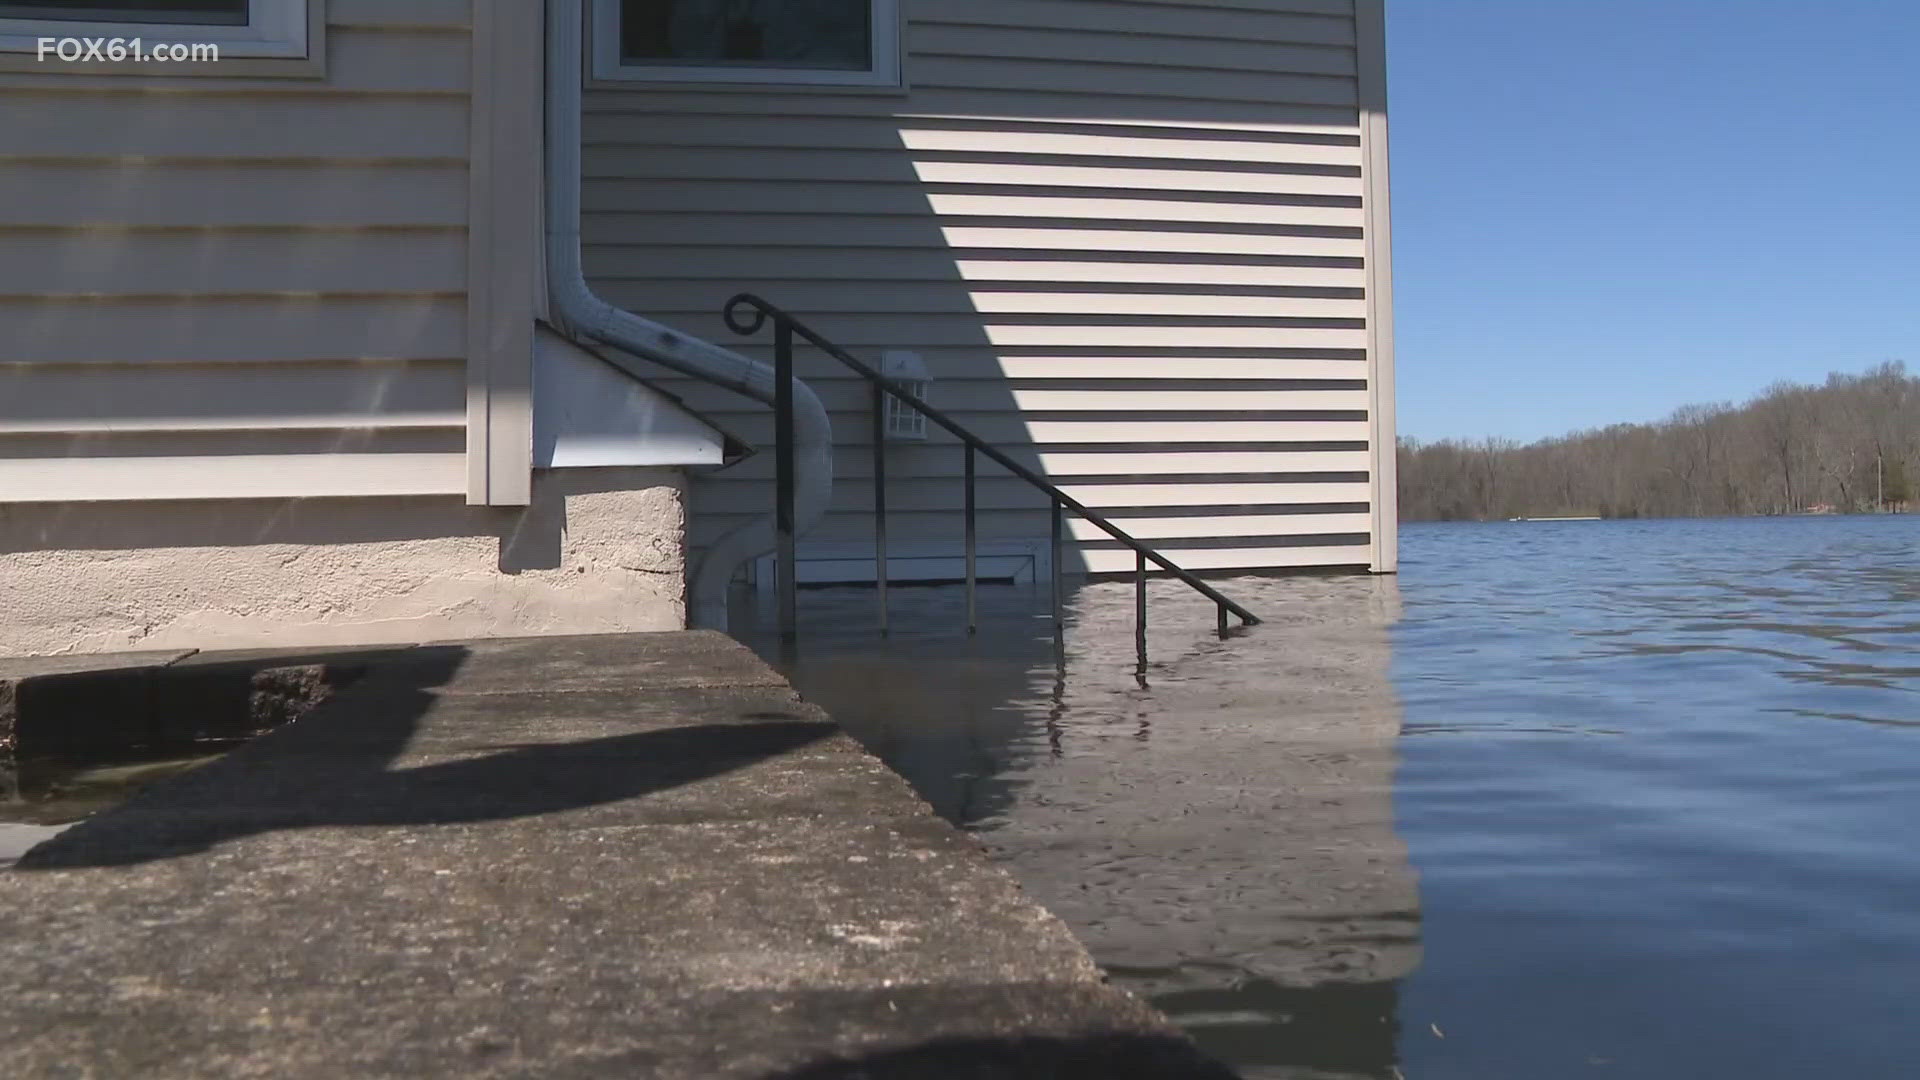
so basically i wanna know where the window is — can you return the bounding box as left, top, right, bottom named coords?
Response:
left=594, top=0, right=900, bottom=87
left=0, top=0, right=309, bottom=58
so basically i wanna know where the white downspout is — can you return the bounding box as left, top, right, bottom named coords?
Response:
left=543, top=0, right=833, bottom=631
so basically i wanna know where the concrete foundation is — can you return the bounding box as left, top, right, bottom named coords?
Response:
left=0, top=467, right=689, bottom=657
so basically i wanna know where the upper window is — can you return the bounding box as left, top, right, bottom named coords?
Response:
left=0, top=0, right=309, bottom=58
left=593, top=0, right=901, bottom=87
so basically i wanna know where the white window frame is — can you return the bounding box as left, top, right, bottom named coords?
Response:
left=591, top=0, right=901, bottom=87
left=0, top=0, right=309, bottom=58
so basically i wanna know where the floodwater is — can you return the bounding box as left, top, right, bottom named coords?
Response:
left=0, top=751, right=228, bottom=867
left=745, top=515, right=1920, bottom=1079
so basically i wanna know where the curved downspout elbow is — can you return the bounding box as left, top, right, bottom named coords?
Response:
left=543, top=0, right=832, bottom=631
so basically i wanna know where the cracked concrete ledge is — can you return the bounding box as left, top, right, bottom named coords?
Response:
left=0, top=631, right=1236, bottom=1078
left=1, top=644, right=407, bottom=766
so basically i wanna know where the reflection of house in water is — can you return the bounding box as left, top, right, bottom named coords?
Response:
left=768, top=574, right=1420, bottom=1080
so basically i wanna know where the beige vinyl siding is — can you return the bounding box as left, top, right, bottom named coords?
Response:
left=583, top=0, right=1381, bottom=575
left=0, top=1, right=473, bottom=503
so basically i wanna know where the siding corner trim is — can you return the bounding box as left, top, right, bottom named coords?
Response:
left=465, top=0, right=541, bottom=506
left=1356, top=0, right=1397, bottom=574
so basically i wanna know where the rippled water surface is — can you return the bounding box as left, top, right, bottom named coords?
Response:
left=748, top=516, right=1920, bottom=1079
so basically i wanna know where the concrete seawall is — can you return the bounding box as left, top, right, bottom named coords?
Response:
left=0, top=632, right=1231, bottom=1077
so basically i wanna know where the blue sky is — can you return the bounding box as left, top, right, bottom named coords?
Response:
left=1388, top=0, right=1920, bottom=443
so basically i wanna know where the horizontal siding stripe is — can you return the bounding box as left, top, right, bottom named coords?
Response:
left=0, top=453, right=466, bottom=502
left=329, top=0, right=472, bottom=30
left=701, top=448, right=1371, bottom=481
left=1066, top=512, right=1370, bottom=540
left=633, top=317, right=1368, bottom=351
left=990, top=357, right=1366, bottom=378
left=0, top=224, right=464, bottom=235
left=956, top=449, right=1370, bottom=476
left=906, top=57, right=1354, bottom=108
left=589, top=252, right=1365, bottom=288
left=0, top=231, right=466, bottom=295
left=597, top=283, right=1363, bottom=320
left=934, top=228, right=1362, bottom=258
left=714, top=415, right=1371, bottom=445
left=582, top=116, right=1359, bottom=157
left=0, top=163, right=467, bottom=228
left=910, top=25, right=1354, bottom=78
left=0, top=97, right=470, bottom=159
left=583, top=92, right=1358, bottom=133
left=1079, top=533, right=1367, bottom=553
left=1080, top=545, right=1367, bottom=574
left=579, top=182, right=1361, bottom=226
left=1059, top=480, right=1368, bottom=506
left=645, top=383, right=1369, bottom=416
left=0, top=360, right=464, bottom=434
left=911, top=0, right=1355, bottom=47
left=476, top=346, right=1366, bottom=387
left=910, top=161, right=1359, bottom=196
left=698, top=479, right=1371, bottom=515
left=587, top=217, right=1362, bottom=254
left=584, top=150, right=1360, bottom=193
left=693, top=516, right=1367, bottom=551
left=715, top=509, right=1369, bottom=541
left=0, top=427, right=460, bottom=459
left=1119, top=0, right=1352, bottom=16
left=924, top=195, right=1361, bottom=229
left=898, top=128, right=1359, bottom=164
left=4, top=297, right=465, bottom=364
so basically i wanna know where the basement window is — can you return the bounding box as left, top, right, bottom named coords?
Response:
left=0, top=0, right=310, bottom=58
left=594, top=0, right=901, bottom=87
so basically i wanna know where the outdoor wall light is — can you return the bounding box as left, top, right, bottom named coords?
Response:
left=879, top=349, right=930, bottom=441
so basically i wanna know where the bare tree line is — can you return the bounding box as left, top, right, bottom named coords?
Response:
left=1399, top=362, right=1916, bottom=521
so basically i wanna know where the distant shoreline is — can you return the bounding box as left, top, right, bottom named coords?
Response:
left=1409, top=509, right=1915, bottom=524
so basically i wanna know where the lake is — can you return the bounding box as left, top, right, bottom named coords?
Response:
left=747, top=514, right=1920, bottom=1079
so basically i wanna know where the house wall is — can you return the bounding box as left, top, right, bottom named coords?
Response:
left=580, top=0, right=1393, bottom=575
left=0, top=1, right=695, bottom=656
left=0, top=0, right=485, bottom=503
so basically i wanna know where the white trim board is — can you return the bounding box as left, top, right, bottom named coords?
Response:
left=0, top=452, right=464, bottom=503
left=1356, top=0, right=1398, bottom=574
left=465, top=0, right=542, bottom=505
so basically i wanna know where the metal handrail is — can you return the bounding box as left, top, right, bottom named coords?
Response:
left=722, top=292, right=1261, bottom=658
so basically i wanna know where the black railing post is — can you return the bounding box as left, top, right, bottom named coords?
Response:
left=774, top=318, right=797, bottom=655
left=964, top=446, right=977, bottom=635
left=1050, top=498, right=1064, bottom=632
left=1136, top=550, right=1148, bottom=669
left=1217, top=602, right=1229, bottom=640
left=871, top=381, right=889, bottom=637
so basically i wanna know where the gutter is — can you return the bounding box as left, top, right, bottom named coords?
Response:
left=542, top=0, right=833, bottom=631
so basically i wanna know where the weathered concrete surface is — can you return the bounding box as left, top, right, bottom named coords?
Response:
left=0, top=632, right=1233, bottom=1078
left=0, top=468, right=688, bottom=658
